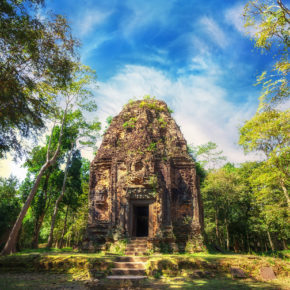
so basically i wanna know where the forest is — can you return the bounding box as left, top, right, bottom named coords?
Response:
left=0, top=1, right=289, bottom=288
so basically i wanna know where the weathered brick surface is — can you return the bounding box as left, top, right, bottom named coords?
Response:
left=86, top=99, right=203, bottom=251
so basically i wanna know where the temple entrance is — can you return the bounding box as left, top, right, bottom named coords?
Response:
left=133, top=205, right=148, bottom=237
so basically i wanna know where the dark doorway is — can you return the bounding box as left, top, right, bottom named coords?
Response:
left=134, top=205, right=149, bottom=237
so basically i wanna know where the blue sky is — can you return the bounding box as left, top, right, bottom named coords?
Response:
left=1, top=0, right=275, bottom=178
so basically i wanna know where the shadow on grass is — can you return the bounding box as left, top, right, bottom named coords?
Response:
left=145, top=277, right=281, bottom=289
left=0, top=272, right=86, bottom=290
left=16, top=247, right=75, bottom=254
left=0, top=271, right=284, bottom=289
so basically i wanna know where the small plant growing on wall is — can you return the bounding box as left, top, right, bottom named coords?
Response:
left=139, top=95, right=165, bottom=112
left=157, top=117, right=167, bottom=128
left=147, top=174, right=158, bottom=196
left=123, top=117, right=137, bottom=129
left=167, top=106, right=174, bottom=114
left=146, top=142, right=157, bottom=152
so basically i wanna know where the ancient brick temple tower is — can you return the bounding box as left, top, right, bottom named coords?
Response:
left=86, top=98, right=204, bottom=252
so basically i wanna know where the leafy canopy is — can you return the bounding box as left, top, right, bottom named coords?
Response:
left=0, top=0, right=78, bottom=158
left=244, top=0, right=289, bottom=109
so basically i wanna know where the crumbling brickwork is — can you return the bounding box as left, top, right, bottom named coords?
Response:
left=85, top=99, right=203, bottom=252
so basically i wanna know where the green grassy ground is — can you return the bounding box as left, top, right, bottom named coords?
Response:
left=0, top=250, right=289, bottom=289
left=0, top=272, right=284, bottom=289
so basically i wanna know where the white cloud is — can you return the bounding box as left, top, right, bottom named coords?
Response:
left=178, top=55, right=222, bottom=77
left=199, top=17, right=229, bottom=49
left=92, top=62, right=258, bottom=164
left=121, top=0, right=173, bottom=37
left=74, top=9, right=112, bottom=37
left=1, top=59, right=260, bottom=180
left=225, top=4, right=256, bottom=37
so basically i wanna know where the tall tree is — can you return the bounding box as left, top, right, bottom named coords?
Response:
left=188, top=141, right=226, bottom=170
left=202, top=165, right=241, bottom=250
left=46, top=110, right=100, bottom=248
left=47, top=158, right=90, bottom=249
left=20, top=141, right=64, bottom=248
left=0, top=177, right=20, bottom=250
left=1, top=66, right=98, bottom=255
left=0, top=0, right=79, bottom=157
left=239, top=109, right=290, bottom=206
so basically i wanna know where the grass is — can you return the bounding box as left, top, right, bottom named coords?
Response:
left=0, top=272, right=86, bottom=290
left=0, top=273, right=285, bottom=289
left=146, top=276, right=283, bottom=289
left=0, top=251, right=289, bottom=289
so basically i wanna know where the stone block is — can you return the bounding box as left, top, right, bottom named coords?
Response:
left=260, top=267, right=276, bottom=280
left=230, top=267, right=247, bottom=278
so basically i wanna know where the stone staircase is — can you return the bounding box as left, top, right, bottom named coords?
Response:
left=106, top=238, right=148, bottom=287
left=125, top=237, right=148, bottom=256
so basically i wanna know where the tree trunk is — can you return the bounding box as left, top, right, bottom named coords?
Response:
left=246, top=232, right=250, bottom=253
left=2, top=162, right=53, bottom=255
left=225, top=218, right=230, bottom=251
left=47, top=147, right=73, bottom=248
left=280, top=179, right=290, bottom=207
left=215, top=209, right=219, bottom=244
left=267, top=230, right=275, bottom=251
left=59, top=206, right=69, bottom=249
left=260, top=239, right=264, bottom=252
left=282, top=239, right=288, bottom=250
left=1, top=114, right=66, bottom=256
left=32, top=213, right=46, bottom=249
left=31, top=172, right=51, bottom=248
left=254, top=238, right=258, bottom=253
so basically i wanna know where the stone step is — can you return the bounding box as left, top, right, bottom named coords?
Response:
left=130, top=237, right=148, bottom=241
left=111, top=268, right=146, bottom=275
left=126, top=246, right=147, bottom=251
left=127, top=241, right=147, bottom=245
left=125, top=250, right=147, bottom=254
left=106, top=275, right=147, bottom=287
left=127, top=243, right=147, bottom=247
left=113, top=262, right=145, bottom=269
left=125, top=251, right=147, bottom=256
left=115, top=256, right=148, bottom=262
left=107, top=275, right=147, bottom=280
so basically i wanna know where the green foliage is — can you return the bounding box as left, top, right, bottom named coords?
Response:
left=188, top=142, right=226, bottom=170
left=143, top=95, right=156, bottom=100
left=0, top=177, right=20, bottom=248
left=62, top=150, right=83, bottom=209
left=0, top=0, right=79, bottom=158
left=123, top=117, right=137, bottom=129
left=243, top=0, right=289, bottom=108
left=239, top=109, right=289, bottom=207
left=195, top=161, right=207, bottom=183
left=147, top=175, right=158, bottom=196
left=139, top=95, right=165, bottom=112
left=127, top=97, right=138, bottom=106
left=18, top=208, right=35, bottom=249
left=157, top=117, right=167, bottom=128
left=106, top=116, right=113, bottom=126
left=239, top=109, right=289, bottom=156
left=238, top=1, right=289, bottom=251
left=146, top=142, right=157, bottom=152
left=202, top=159, right=289, bottom=252
left=107, top=240, right=127, bottom=255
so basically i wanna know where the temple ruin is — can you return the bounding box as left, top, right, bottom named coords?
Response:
left=86, top=98, right=204, bottom=252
